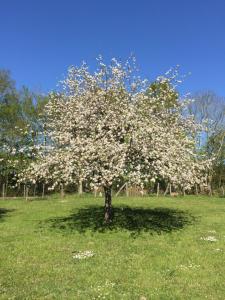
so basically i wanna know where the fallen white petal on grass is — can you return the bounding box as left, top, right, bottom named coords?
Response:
left=179, top=264, right=200, bottom=270
left=72, top=250, right=95, bottom=260
left=200, top=236, right=218, bottom=242
left=208, top=230, right=216, bottom=233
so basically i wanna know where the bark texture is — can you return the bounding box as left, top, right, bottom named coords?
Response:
left=104, top=186, right=112, bottom=222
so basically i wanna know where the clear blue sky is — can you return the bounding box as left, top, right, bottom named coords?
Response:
left=1, top=0, right=225, bottom=96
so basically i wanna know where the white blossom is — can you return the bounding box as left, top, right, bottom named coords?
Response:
left=18, top=57, right=210, bottom=191
left=200, top=236, right=218, bottom=242
left=72, top=250, right=94, bottom=260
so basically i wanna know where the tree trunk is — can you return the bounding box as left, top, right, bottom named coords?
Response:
left=2, top=183, right=5, bottom=199
left=104, top=186, right=112, bottom=223
left=208, top=174, right=212, bottom=196
left=222, top=186, right=225, bottom=196
left=33, top=184, right=36, bottom=197
left=219, top=173, right=222, bottom=188
left=164, top=183, right=169, bottom=196
left=94, top=187, right=97, bottom=197
left=115, top=182, right=126, bottom=197
left=23, top=184, right=26, bottom=198
left=195, top=184, right=198, bottom=195
left=42, top=184, right=45, bottom=198
left=208, top=182, right=212, bottom=196
left=5, top=175, right=8, bottom=198
left=157, top=182, right=160, bottom=197
left=17, top=183, right=20, bottom=197
left=60, top=183, right=65, bottom=198
left=25, top=187, right=29, bottom=201
left=125, top=182, right=129, bottom=197
left=78, top=179, right=83, bottom=195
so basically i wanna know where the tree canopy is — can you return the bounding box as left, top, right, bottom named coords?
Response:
left=18, top=57, right=210, bottom=221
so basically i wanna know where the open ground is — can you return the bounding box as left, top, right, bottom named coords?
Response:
left=0, top=195, right=225, bottom=299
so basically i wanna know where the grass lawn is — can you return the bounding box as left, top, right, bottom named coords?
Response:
left=0, top=195, right=225, bottom=299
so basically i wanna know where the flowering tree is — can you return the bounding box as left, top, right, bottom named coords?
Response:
left=20, top=57, right=210, bottom=222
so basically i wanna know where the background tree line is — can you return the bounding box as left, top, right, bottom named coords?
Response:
left=0, top=68, right=225, bottom=197
left=0, top=69, right=48, bottom=196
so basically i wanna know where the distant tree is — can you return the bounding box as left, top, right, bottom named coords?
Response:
left=0, top=70, right=48, bottom=194
left=0, top=70, right=22, bottom=190
left=207, top=130, right=225, bottom=189
left=188, top=91, right=225, bottom=191
left=188, top=91, right=225, bottom=149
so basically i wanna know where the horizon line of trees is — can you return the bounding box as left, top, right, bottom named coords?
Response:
left=0, top=68, right=225, bottom=198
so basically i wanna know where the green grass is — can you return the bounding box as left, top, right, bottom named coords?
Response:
left=0, top=195, right=225, bottom=299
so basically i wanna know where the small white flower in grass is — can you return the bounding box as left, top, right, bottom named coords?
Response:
left=200, top=236, right=218, bottom=242
left=214, top=248, right=223, bottom=252
left=179, top=264, right=200, bottom=270
left=208, top=230, right=216, bottom=234
left=140, top=297, right=147, bottom=300
left=72, top=250, right=94, bottom=260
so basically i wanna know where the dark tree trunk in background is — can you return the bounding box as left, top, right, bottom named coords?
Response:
left=5, top=175, right=8, bottom=197
left=60, top=183, right=65, bottom=198
left=42, top=184, right=45, bottom=198
left=169, top=183, right=172, bottom=196
left=125, top=182, right=129, bottom=197
left=104, top=186, right=112, bottom=223
left=164, top=183, right=169, bottom=196
left=23, top=184, right=26, bottom=198
left=33, top=184, right=36, bottom=197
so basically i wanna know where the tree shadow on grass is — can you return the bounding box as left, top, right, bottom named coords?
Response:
left=44, top=205, right=196, bottom=237
left=0, top=208, right=15, bottom=222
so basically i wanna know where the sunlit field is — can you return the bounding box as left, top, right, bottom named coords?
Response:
left=0, top=195, right=225, bottom=299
